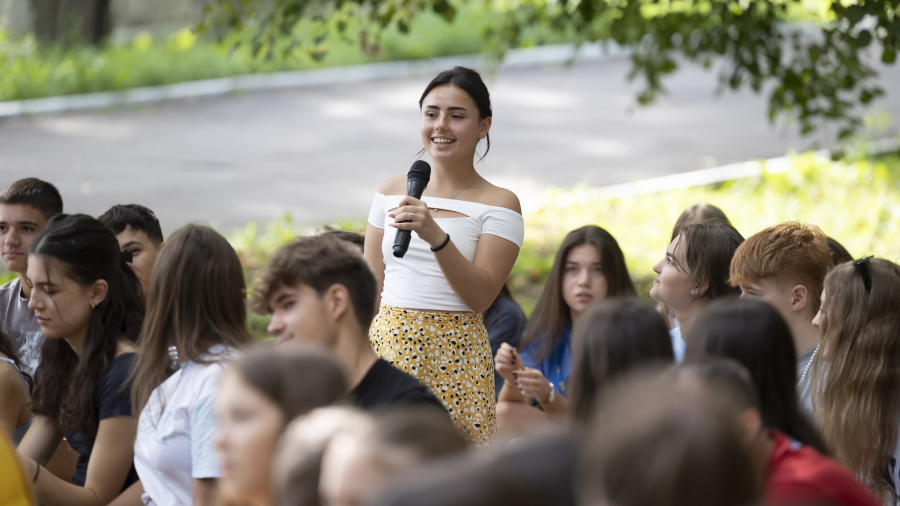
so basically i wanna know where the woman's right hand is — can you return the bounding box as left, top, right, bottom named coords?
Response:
left=494, top=342, right=524, bottom=382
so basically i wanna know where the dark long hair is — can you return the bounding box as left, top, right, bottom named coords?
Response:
left=569, top=299, right=674, bottom=423
left=130, top=224, right=253, bottom=416
left=419, top=66, right=492, bottom=161
left=674, top=222, right=744, bottom=301
left=520, top=226, right=636, bottom=363
left=685, top=298, right=829, bottom=454
left=29, top=214, right=144, bottom=437
left=0, top=330, right=32, bottom=391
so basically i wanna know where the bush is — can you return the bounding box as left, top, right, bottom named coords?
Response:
left=229, top=150, right=900, bottom=325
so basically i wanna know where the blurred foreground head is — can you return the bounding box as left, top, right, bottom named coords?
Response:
left=319, top=407, right=468, bottom=506
left=579, top=369, right=759, bottom=506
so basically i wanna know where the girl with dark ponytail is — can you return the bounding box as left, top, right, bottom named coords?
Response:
left=16, top=214, right=144, bottom=506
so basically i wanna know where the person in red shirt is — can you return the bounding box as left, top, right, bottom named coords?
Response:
left=680, top=359, right=881, bottom=506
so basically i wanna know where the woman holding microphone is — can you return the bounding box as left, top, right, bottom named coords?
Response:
left=365, top=67, right=523, bottom=447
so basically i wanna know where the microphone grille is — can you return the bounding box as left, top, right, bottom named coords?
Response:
left=408, top=160, right=431, bottom=183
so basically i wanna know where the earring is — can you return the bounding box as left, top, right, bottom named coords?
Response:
left=690, top=290, right=696, bottom=295
left=91, top=302, right=96, bottom=309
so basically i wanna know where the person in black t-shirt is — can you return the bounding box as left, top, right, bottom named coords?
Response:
left=250, top=235, right=443, bottom=412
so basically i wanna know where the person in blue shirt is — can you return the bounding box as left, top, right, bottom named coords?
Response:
left=494, top=226, right=636, bottom=438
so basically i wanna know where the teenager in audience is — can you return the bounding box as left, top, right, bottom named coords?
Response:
left=365, top=66, right=524, bottom=446
left=319, top=407, right=469, bottom=506
left=494, top=225, right=635, bottom=434
left=568, top=299, right=674, bottom=423
left=812, top=257, right=900, bottom=504
left=659, top=203, right=732, bottom=329
left=827, top=236, right=854, bottom=265
left=16, top=214, right=144, bottom=506
left=686, top=298, right=827, bottom=453
left=215, top=344, right=347, bottom=506
left=484, top=283, right=526, bottom=397
left=650, top=221, right=744, bottom=362
left=318, top=229, right=365, bottom=252
left=682, top=360, right=881, bottom=506
left=97, top=204, right=165, bottom=298
left=0, top=178, right=63, bottom=375
left=117, top=225, right=253, bottom=506
left=0, top=329, right=31, bottom=445
left=252, top=235, right=443, bottom=412
left=730, top=222, right=832, bottom=419
left=580, top=367, right=759, bottom=506
left=272, top=406, right=371, bottom=506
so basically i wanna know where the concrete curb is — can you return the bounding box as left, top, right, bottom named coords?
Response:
left=0, top=42, right=627, bottom=118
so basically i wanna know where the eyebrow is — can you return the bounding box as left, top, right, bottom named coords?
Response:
left=0, top=220, right=40, bottom=226
left=274, top=292, right=295, bottom=305
left=121, top=240, right=143, bottom=249
left=565, top=261, right=603, bottom=265
left=666, top=253, right=679, bottom=264
left=424, top=105, right=468, bottom=111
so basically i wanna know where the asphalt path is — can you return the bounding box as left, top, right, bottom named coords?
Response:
left=1, top=54, right=898, bottom=236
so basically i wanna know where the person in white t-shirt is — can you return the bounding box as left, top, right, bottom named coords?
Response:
left=811, top=257, right=900, bottom=505
left=649, top=221, right=744, bottom=362
left=109, top=225, right=253, bottom=506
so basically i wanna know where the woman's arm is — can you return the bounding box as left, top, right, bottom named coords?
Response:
left=390, top=194, right=521, bottom=314
left=0, top=365, right=28, bottom=441
left=515, top=369, right=568, bottom=418
left=17, top=414, right=63, bottom=466
left=21, top=415, right=137, bottom=506
left=364, top=224, right=386, bottom=308
left=193, top=478, right=217, bottom=506
left=107, top=480, right=144, bottom=506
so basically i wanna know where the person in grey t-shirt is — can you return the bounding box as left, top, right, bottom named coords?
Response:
left=0, top=178, right=63, bottom=375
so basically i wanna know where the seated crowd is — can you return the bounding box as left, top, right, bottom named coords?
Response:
left=1, top=174, right=899, bottom=506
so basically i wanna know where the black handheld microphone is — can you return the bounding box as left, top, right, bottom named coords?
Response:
left=393, top=160, right=432, bottom=258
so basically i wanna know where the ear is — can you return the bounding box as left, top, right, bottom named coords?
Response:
left=790, top=285, right=809, bottom=313
left=694, top=279, right=710, bottom=297
left=90, top=279, right=109, bottom=308
left=736, top=408, right=764, bottom=447
left=324, top=284, right=351, bottom=323
left=479, top=116, right=492, bottom=139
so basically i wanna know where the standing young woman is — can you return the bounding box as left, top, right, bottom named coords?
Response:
left=650, top=221, right=744, bottom=362
left=494, top=226, right=636, bottom=435
left=110, top=225, right=253, bottom=506
left=0, top=330, right=31, bottom=445
left=812, top=257, right=900, bottom=505
left=16, top=214, right=144, bottom=506
left=365, top=66, right=524, bottom=447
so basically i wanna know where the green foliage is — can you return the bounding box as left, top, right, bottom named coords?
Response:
left=0, top=271, right=16, bottom=285
left=0, top=3, right=495, bottom=102
left=203, top=0, right=899, bottom=138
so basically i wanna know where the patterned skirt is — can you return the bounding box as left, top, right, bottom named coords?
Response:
left=369, top=304, right=496, bottom=448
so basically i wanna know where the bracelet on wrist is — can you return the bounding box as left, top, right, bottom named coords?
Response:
left=430, top=233, right=451, bottom=252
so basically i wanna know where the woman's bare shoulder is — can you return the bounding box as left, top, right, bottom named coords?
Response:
left=377, top=176, right=408, bottom=196
left=478, top=184, right=522, bottom=214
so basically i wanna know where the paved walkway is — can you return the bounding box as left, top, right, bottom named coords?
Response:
left=1, top=55, right=898, bottom=235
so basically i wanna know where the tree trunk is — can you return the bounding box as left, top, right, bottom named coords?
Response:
left=30, top=0, right=111, bottom=45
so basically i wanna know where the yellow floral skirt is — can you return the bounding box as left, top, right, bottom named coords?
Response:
left=369, top=304, right=496, bottom=448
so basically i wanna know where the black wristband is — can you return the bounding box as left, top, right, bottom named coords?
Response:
left=430, top=233, right=451, bottom=252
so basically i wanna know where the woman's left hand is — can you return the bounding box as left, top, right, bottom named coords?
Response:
left=388, top=196, right=446, bottom=248
left=514, top=368, right=553, bottom=402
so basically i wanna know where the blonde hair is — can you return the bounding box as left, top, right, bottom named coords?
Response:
left=813, top=258, right=900, bottom=504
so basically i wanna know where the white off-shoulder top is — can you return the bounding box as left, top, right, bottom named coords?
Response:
left=368, top=193, right=525, bottom=313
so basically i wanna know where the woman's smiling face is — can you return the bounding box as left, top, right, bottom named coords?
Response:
left=420, top=84, right=491, bottom=164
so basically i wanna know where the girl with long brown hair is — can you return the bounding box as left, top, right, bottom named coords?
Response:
left=110, top=225, right=253, bottom=506
left=17, top=214, right=144, bottom=506
left=812, top=257, right=900, bottom=505
left=494, top=225, right=635, bottom=435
